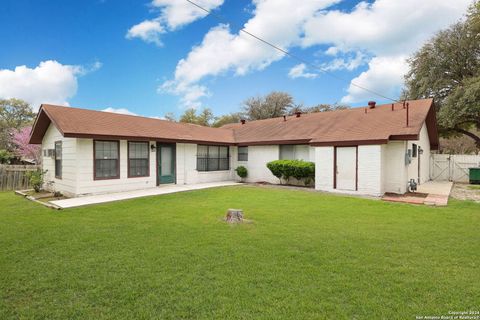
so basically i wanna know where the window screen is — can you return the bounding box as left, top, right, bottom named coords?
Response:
left=54, top=141, right=62, bottom=179
left=197, top=145, right=229, bottom=171
left=128, top=142, right=149, bottom=177
left=94, top=141, right=119, bottom=179
left=279, top=145, right=295, bottom=160
left=238, top=146, right=248, bottom=161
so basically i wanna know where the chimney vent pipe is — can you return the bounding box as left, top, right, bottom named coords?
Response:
left=406, top=102, right=409, bottom=127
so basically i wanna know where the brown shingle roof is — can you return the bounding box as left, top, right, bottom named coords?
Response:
left=29, top=99, right=439, bottom=149
left=223, top=99, right=439, bottom=148
left=29, top=104, right=235, bottom=144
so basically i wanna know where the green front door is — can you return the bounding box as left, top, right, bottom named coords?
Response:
left=157, top=144, right=175, bottom=184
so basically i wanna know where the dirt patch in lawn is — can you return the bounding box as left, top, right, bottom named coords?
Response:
left=451, top=183, right=480, bottom=202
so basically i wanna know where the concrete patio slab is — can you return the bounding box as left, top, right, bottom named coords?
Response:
left=50, top=181, right=240, bottom=209
left=417, top=181, right=453, bottom=196
left=382, top=181, right=453, bottom=206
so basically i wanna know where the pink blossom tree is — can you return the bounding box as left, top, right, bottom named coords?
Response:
left=11, top=127, right=41, bottom=164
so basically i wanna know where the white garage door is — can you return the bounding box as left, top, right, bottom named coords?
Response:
left=336, top=147, right=357, bottom=191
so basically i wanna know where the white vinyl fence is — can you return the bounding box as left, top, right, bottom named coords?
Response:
left=430, top=154, right=480, bottom=183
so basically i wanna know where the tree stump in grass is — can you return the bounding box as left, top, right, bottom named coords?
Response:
left=225, top=209, right=243, bottom=223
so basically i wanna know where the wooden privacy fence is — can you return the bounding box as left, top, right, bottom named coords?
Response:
left=0, top=165, right=40, bottom=191
left=430, top=154, right=480, bottom=183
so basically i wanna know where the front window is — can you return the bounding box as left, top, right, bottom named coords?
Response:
left=128, top=142, right=149, bottom=177
left=279, top=145, right=295, bottom=160
left=238, top=146, right=248, bottom=161
left=197, top=145, right=229, bottom=171
left=54, top=141, right=62, bottom=179
left=94, top=140, right=119, bottom=179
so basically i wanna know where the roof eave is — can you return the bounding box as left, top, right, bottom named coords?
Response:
left=63, top=132, right=235, bottom=145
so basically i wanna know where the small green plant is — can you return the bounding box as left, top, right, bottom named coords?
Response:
left=235, top=166, right=248, bottom=182
left=266, top=160, right=314, bottom=186
left=0, top=149, right=13, bottom=164
left=26, top=169, right=46, bottom=192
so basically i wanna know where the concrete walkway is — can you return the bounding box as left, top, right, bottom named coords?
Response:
left=382, top=181, right=453, bottom=206
left=50, top=181, right=240, bottom=209
left=419, top=181, right=453, bottom=206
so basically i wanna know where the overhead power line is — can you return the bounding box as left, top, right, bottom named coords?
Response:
left=185, top=0, right=399, bottom=102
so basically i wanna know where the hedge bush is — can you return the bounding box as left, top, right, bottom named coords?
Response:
left=266, top=160, right=315, bottom=185
left=235, top=166, right=248, bottom=181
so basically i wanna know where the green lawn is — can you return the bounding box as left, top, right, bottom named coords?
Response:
left=1, top=186, right=479, bottom=319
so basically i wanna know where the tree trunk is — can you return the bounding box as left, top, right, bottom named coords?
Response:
left=452, top=127, right=480, bottom=149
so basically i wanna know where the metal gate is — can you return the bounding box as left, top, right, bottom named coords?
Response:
left=430, top=154, right=480, bottom=182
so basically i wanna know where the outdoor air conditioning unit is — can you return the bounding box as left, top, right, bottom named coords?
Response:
left=43, top=149, right=55, bottom=158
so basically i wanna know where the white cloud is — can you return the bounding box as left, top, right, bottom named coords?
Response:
left=321, top=51, right=367, bottom=71
left=127, top=0, right=224, bottom=44
left=302, top=0, right=471, bottom=56
left=126, top=19, right=165, bottom=46
left=162, top=0, right=340, bottom=106
left=160, top=0, right=471, bottom=105
left=152, top=0, right=224, bottom=29
left=160, top=80, right=210, bottom=108
left=341, top=55, right=409, bottom=104
left=0, top=60, right=99, bottom=110
left=288, top=63, right=317, bottom=79
left=102, top=107, right=168, bottom=119
left=325, top=46, right=340, bottom=56
left=102, top=107, right=137, bottom=116
left=301, top=0, right=471, bottom=102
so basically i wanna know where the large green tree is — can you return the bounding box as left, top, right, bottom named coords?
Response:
left=179, top=108, right=214, bottom=127
left=0, top=98, right=36, bottom=150
left=242, top=91, right=294, bottom=120
left=212, top=112, right=243, bottom=127
left=176, top=91, right=350, bottom=127
left=403, top=2, right=480, bottom=149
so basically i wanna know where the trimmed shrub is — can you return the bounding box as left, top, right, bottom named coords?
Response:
left=235, top=166, right=248, bottom=181
left=266, top=160, right=314, bottom=186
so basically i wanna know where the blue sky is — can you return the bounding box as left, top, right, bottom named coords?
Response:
left=0, top=0, right=472, bottom=118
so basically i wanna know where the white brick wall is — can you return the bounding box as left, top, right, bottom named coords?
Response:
left=383, top=141, right=408, bottom=194
left=75, top=139, right=157, bottom=196
left=239, top=145, right=280, bottom=184
left=315, top=147, right=334, bottom=192
left=407, top=123, right=431, bottom=184
left=41, top=122, right=431, bottom=197
left=315, top=145, right=383, bottom=196
left=175, top=143, right=234, bottom=185
left=357, top=145, right=382, bottom=196
left=42, top=124, right=77, bottom=196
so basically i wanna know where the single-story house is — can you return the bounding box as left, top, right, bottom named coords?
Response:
left=29, top=98, right=439, bottom=197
